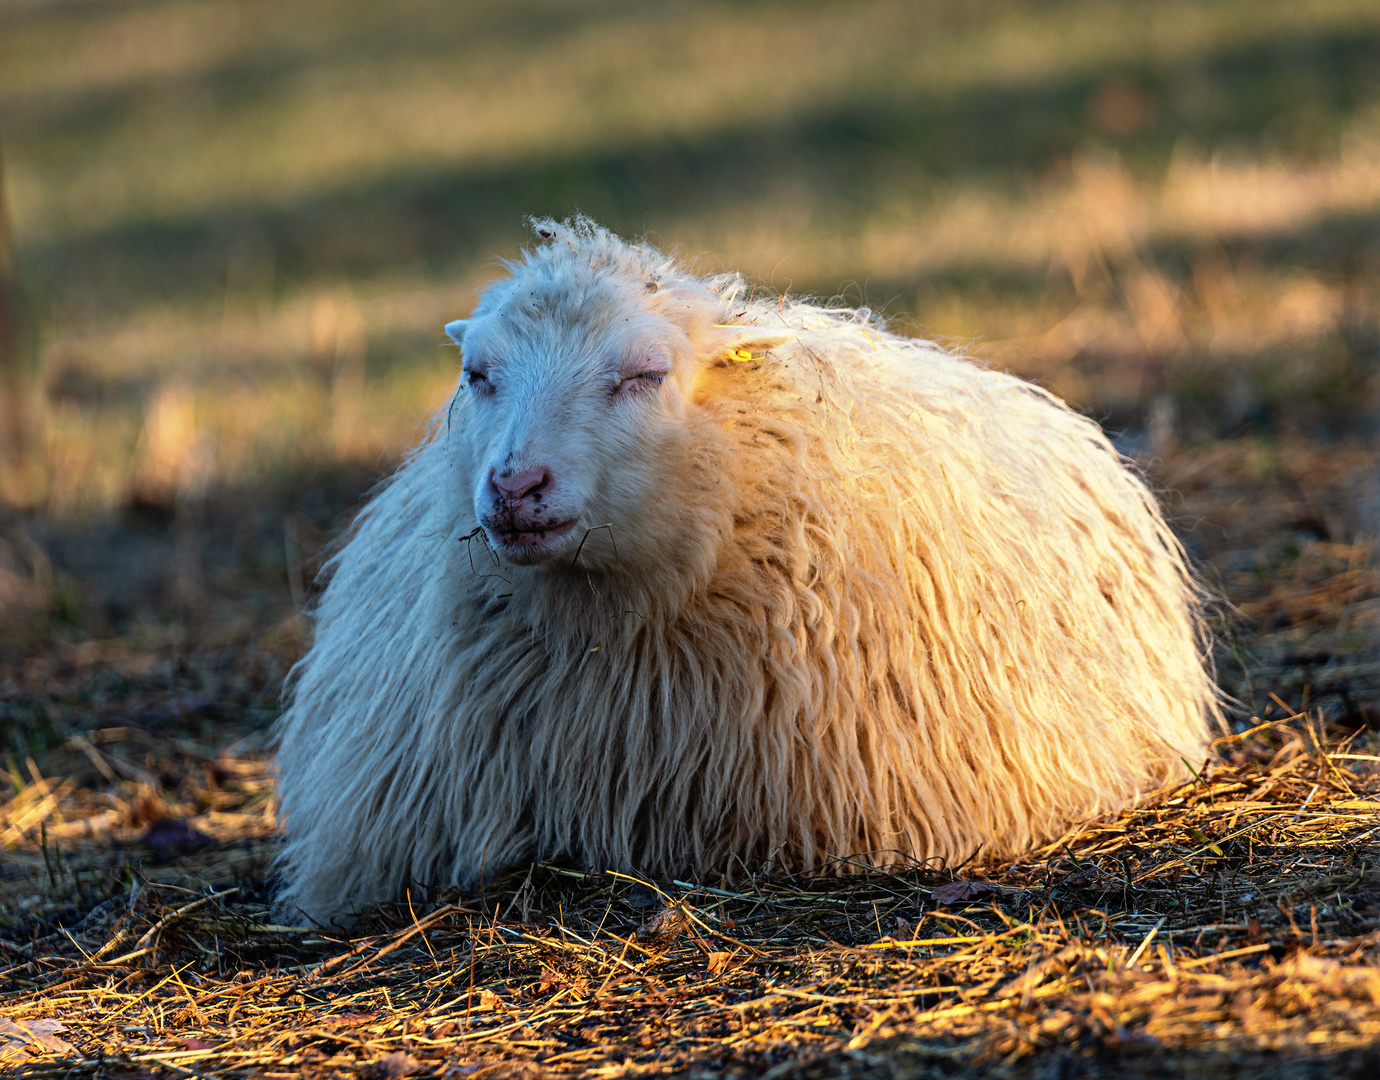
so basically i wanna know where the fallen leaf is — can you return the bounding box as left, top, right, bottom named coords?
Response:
left=706, top=951, right=734, bottom=975
left=472, top=989, right=502, bottom=1011
left=1063, top=868, right=1101, bottom=889
left=930, top=880, right=1000, bottom=906
left=537, top=965, right=562, bottom=993
left=0, top=1019, right=74, bottom=1064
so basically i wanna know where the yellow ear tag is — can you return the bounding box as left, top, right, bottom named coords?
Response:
left=730, top=348, right=754, bottom=362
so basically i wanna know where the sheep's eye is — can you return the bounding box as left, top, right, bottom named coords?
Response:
left=617, top=370, right=665, bottom=396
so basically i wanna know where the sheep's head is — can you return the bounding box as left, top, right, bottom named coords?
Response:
left=444, top=221, right=789, bottom=573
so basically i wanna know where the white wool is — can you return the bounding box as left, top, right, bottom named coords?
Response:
left=273, top=218, right=1219, bottom=926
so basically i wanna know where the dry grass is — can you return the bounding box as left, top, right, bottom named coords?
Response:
left=1, top=718, right=1377, bottom=1079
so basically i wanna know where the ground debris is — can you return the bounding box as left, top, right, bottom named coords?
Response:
left=2, top=718, right=1377, bottom=1078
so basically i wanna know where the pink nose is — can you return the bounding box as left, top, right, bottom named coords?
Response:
left=489, top=467, right=551, bottom=503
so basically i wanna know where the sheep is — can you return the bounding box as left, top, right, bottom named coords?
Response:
left=273, top=217, right=1219, bottom=926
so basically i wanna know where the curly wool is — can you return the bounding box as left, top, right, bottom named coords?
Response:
left=274, top=219, right=1218, bottom=925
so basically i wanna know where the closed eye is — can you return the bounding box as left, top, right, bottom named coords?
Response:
left=616, top=369, right=665, bottom=396
left=464, top=367, right=492, bottom=393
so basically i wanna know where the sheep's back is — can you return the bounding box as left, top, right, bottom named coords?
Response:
left=688, top=321, right=1214, bottom=869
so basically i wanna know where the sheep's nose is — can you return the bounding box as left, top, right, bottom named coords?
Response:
left=489, top=466, right=551, bottom=503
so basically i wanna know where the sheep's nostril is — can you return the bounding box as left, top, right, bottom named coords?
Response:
left=490, top=467, right=551, bottom=503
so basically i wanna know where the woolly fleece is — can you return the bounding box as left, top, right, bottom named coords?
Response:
left=274, top=219, right=1217, bottom=925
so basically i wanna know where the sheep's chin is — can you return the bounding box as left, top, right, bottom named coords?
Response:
left=483, top=519, right=579, bottom=566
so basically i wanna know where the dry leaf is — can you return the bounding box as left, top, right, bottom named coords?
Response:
left=706, top=951, right=734, bottom=975
left=474, top=989, right=502, bottom=1011
left=930, top=879, right=1001, bottom=906
left=0, top=1019, right=74, bottom=1064
left=537, top=965, right=561, bottom=992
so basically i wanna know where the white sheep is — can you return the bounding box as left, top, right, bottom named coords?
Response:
left=273, top=218, right=1218, bottom=925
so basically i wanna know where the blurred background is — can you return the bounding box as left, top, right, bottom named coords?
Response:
left=1, top=0, right=1379, bottom=759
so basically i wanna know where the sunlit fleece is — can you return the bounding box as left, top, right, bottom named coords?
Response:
left=272, top=217, right=1219, bottom=926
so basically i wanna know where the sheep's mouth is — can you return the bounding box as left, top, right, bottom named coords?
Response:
left=486, top=518, right=578, bottom=555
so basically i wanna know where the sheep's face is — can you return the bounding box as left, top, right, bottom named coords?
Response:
left=446, top=260, right=787, bottom=574
left=446, top=272, right=701, bottom=571
left=447, top=259, right=783, bottom=573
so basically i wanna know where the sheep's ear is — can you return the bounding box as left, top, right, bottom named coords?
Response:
left=444, top=319, right=469, bottom=347
left=708, top=325, right=793, bottom=362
